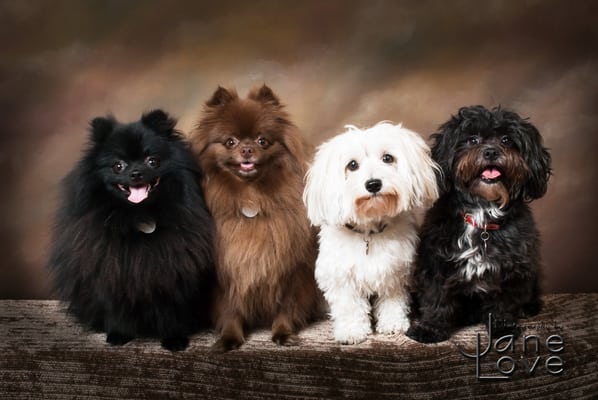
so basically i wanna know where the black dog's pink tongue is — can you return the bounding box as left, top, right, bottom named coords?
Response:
left=481, top=168, right=501, bottom=180
left=128, top=185, right=150, bottom=203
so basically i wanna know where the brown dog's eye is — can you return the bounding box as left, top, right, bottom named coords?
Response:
left=346, top=160, right=359, bottom=171
left=257, top=137, right=270, bottom=148
left=113, top=161, right=127, bottom=174
left=145, top=156, right=160, bottom=168
left=225, top=138, right=238, bottom=148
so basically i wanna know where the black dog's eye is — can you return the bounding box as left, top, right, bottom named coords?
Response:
left=112, top=161, right=127, bottom=174
left=467, top=136, right=480, bottom=145
left=256, top=137, right=270, bottom=148
left=501, top=135, right=513, bottom=147
left=145, top=156, right=160, bottom=168
left=382, top=154, right=394, bottom=164
left=346, top=160, right=359, bottom=171
left=225, top=137, right=238, bottom=148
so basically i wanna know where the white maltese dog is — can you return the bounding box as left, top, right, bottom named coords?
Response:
left=303, top=122, right=439, bottom=344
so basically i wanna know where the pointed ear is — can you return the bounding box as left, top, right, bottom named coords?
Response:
left=249, top=84, right=280, bottom=106
left=90, top=116, right=116, bottom=143
left=206, top=86, right=237, bottom=107
left=141, top=109, right=177, bottom=136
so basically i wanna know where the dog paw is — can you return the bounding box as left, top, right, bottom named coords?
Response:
left=211, top=335, right=244, bottom=353
left=520, top=301, right=542, bottom=318
left=106, top=331, right=133, bottom=346
left=376, top=316, right=409, bottom=335
left=334, top=324, right=371, bottom=345
left=489, top=319, right=522, bottom=338
left=161, top=336, right=189, bottom=352
left=405, top=324, right=449, bottom=343
left=272, top=332, right=301, bottom=347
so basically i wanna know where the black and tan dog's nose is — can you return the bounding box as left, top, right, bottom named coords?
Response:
left=365, top=178, right=382, bottom=193
left=483, top=147, right=500, bottom=161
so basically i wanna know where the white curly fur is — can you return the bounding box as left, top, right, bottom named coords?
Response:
left=304, top=122, right=439, bottom=344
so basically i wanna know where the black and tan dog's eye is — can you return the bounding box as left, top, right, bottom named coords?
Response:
left=346, top=160, right=359, bottom=171
left=501, top=135, right=513, bottom=147
left=467, top=136, right=480, bottom=145
left=145, top=156, right=160, bottom=168
left=113, top=160, right=127, bottom=173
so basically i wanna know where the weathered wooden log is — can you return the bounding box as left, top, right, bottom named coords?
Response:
left=1, top=294, right=596, bottom=399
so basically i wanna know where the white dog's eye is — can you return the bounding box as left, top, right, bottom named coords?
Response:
left=346, top=160, right=359, bottom=171
left=382, top=154, right=394, bottom=164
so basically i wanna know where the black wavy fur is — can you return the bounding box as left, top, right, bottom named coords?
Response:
left=407, top=105, right=552, bottom=343
left=48, top=110, right=215, bottom=351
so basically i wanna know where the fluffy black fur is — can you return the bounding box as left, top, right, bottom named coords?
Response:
left=407, top=105, right=552, bottom=343
left=48, top=110, right=215, bottom=351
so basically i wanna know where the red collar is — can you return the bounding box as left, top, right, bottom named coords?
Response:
left=463, top=213, right=501, bottom=230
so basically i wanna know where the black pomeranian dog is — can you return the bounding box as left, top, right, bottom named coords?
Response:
left=407, top=105, right=552, bottom=343
left=48, top=110, right=215, bottom=351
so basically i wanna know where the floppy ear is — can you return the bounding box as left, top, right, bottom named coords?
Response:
left=249, top=84, right=280, bottom=106
left=141, top=109, right=178, bottom=136
left=303, top=139, right=346, bottom=226
left=89, top=115, right=116, bottom=143
left=206, top=86, right=237, bottom=107
left=396, top=127, right=440, bottom=209
left=512, top=116, right=552, bottom=201
left=430, top=118, right=461, bottom=194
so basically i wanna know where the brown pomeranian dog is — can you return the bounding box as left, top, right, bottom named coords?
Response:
left=190, top=84, right=322, bottom=352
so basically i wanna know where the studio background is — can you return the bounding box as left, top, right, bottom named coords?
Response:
left=1, top=0, right=596, bottom=299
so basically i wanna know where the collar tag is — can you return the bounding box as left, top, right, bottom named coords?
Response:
left=137, top=221, right=156, bottom=234
left=241, top=207, right=259, bottom=218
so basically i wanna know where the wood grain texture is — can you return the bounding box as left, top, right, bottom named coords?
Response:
left=1, top=294, right=597, bottom=399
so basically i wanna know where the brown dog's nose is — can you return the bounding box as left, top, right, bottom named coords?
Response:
left=241, top=146, right=254, bottom=158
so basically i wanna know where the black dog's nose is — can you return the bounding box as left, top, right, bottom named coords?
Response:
left=365, top=178, right=383, bottom=193
left=483, top=147, right=500, bottom=161
left=130, top=170, right=143, bottom=182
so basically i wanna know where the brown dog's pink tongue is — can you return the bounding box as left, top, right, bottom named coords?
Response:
left=481, top=168, right=501, bottom=180
left=128, top=185, right=149, bottom=203
left=240, top=162, right=255, bottom=171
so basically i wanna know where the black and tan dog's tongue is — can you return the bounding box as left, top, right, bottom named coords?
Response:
left=481, top=168, right=501, bottom=180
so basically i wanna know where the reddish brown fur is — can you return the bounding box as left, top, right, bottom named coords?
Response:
left=190, top=85, right=322, bottom=351
left=355, top=193, right=400, bottom=220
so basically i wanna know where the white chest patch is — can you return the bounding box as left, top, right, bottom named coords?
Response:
left=137, top=221, right=156, bottom=234
left=452, top=208, right=502, bottom=283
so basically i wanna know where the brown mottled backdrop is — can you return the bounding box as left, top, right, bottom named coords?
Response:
left=1, top=0, right=596, bottom=298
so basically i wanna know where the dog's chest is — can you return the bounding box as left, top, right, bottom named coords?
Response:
left=453, top=209, right=503, bottom=285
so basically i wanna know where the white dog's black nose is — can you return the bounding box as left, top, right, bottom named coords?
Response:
left=365, top=178, right=382, bottom=193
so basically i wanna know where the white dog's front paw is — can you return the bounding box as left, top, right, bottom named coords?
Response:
left=333, top=322, right=372, bottom=345
left=375, top=299, right=410, bottom=335
left=376, top=315, right=409, bottom=335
